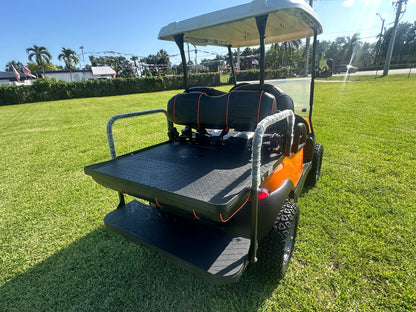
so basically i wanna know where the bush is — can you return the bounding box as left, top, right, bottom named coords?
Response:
left=229, top=68, right=297, bottom=84
left=0, top=73, right=221, bottom=106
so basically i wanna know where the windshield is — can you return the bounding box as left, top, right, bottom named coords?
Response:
left=266, top=78, right=311, bottom=116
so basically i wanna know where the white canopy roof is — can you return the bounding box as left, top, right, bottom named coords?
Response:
left=158, top=0, right=322, bottom=47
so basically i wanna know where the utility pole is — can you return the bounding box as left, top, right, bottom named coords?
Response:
left=374, top=13, right=386, bottom=77
left=375, top=13, right=386, bottom=64
left=80, top=46, right=85, bottom=68
left=187, top=43, right=191, bottom=73
left=383, top=0, right=407, bottom=76
left=193, top=44, right=198, bottom=73
left=304, top=0, right=313, bottom=77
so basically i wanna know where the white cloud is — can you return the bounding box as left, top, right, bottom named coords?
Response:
left=343, top=0, right=355, bottom=7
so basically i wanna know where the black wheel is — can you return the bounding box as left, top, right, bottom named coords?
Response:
left=306, top=143, right=323, bottom=186
left=256, top=201, right=300, bottom=279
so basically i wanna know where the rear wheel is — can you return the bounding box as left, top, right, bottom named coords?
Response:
left=256, top=201, right=300, bottom=279
left=306, top=143, right=323, bottom=186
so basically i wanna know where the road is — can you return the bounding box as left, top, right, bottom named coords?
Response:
left=333, top=67, right=415, bottom=76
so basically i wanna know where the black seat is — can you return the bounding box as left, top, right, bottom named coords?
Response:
left=167, top=84, right=293, bottom=132
left=231, top=83, right=294, bottom=112
left=187, top=86, right=226, bottom=96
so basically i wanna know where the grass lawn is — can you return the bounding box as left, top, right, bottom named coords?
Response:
left=1, top=75, right=415, bottom=311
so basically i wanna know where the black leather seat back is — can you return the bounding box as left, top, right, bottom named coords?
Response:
left=167, top=84, right=293, bottom=132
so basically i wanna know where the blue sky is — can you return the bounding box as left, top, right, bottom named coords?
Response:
left=1, top=0, right=415, bottom=70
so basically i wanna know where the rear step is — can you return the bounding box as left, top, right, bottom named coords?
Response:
left=104, top=200, right=251, bottom=283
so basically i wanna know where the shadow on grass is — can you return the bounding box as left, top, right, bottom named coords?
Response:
left=1, top=227, right=282, bottom=312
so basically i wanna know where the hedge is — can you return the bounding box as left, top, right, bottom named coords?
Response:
left=229, top=67, right=298, bottom=84
left=0, top=73, right=221, bottom=106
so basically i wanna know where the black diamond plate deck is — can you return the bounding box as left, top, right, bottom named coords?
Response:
left=85, top=140, right=279, bottom=221
left=104, top=200, right=250, bottom=282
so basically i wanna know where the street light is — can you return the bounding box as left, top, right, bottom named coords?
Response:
left=374, top=13, right=386, bottom=77
left=376, top=13, right=386, bottom=34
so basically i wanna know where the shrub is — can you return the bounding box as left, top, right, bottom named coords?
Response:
left=0, top=73, right=221, bottom=106
left=229, top=68, right=297, bottom=84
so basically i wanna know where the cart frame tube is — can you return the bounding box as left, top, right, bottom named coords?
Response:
left=309, top=28, right=318, bottom=136
left=256, top=14, right=268, bottom=90
left=227, top=45, right=237, bottom=86
left=174, top=34, right=189, bottom=92
left=249, top=109, right=294, bottom=262
left=106, top=109, right=172, bottom=207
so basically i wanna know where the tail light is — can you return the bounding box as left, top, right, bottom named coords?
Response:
left=249, top=187, right=271, bottom=202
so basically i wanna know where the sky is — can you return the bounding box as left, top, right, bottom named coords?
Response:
left=1, top=0, right=415, bottom=70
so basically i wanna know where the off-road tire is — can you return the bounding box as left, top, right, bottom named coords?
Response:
left=256, top=201, right=300, bottom=279
left=306, top=143, right=323, bottom=186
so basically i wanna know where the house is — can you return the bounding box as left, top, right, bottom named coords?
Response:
left=0, top=71, right=33, bottom=86
left=41, top=66, right=116, bottom=82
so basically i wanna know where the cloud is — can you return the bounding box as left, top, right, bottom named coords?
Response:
left=343, top=0, right=355, bottom=7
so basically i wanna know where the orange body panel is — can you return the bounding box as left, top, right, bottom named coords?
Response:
left=261, top=149, right=304, bottom=192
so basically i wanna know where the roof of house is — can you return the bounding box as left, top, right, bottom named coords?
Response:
left=42, top=69, right=90, bottom=74
left=42, top=66, right=116, bottom=76
left=91, top=66, right=116, bottom=75
left=0, top=71, right=31, bottom=80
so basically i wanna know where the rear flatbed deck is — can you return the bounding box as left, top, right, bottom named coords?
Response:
left=85, top=138, right=280, bottom=221
left=104, top=200, right=251, bottom=283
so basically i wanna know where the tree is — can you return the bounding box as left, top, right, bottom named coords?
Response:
left=355, top=42, right=375, bottom=68
left=201, top=55, right=224, bottom=73
left=58, top=47, right=79, bottom=81
left=281, top=40, right=301, bottom=66
left=130, top=56, right=139, bottom=77
left=89, top=55, right=135, bottom=78
left=142, top=49, right=172, bottom=75
left=26, top=45, right=52, bottom=75
left=238, top=47, right=260, bottom=70
left=5, top=61, right=24, bottom=72
left=380, top=22, right=416, bottom=65
left=265, top=44, right=282, bottom=69
left=142, top=49, right=172, bottom=76
left=58, top=48, right=79, bottom=70
left=26, top=62, right=58, bottom=75
left=341, top=33, right=361, bottom=65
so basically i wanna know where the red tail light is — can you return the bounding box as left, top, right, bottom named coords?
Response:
left=249, top=187, right=271, bottom=202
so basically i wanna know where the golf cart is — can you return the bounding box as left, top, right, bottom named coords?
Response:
left=84, top=0, right=323, bottom=283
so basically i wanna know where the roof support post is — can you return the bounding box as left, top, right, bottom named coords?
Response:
left=309, top=28, right=318, bottom=136
left=256, top=14, right=268, bottom=90
left=174, top=34, right=189, bottom=92
left=227, top=45, right=237, bottom=86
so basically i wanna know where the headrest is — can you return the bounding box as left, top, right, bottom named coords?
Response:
left=167, top=84, right=294, bottom=132
left=167, top=89, right=278, bottom=131
left=232, top=83, right=294, bottom=112
left=187, top=86, right=226, bottom=96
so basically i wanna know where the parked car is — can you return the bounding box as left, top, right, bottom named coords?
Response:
left=333, top=64, right=358, bottom=74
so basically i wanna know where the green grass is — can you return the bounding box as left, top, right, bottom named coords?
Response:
left=1, top=75, right=415, bottom=311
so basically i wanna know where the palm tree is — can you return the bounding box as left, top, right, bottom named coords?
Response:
left=58, top=48, right=79, bottom=81
left=130, top=56, right=139, bottom=77
left=26, top=45, right=52, bottom=75
left=341, top=33, right=360, bottom=65
left=281, top=40, right=301, bottom=66
left=5, top=61, right=23, bottom=72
